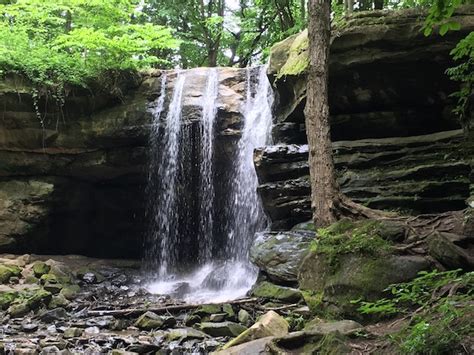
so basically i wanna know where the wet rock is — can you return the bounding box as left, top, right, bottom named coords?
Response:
left=304, top=319, right=363, bottom=334
left=33, top=262, right=51, bottom=278
left=40, top=346, right=61, bottom=354
left=111, top=318, right=130, bottom=331
left=166, top=327, right=208, bottom=342
left=112, top=274, right=128, bottom=286
left=135, top=311, right=176, bottom=330
left=82, top=272, right=98, bottom=284
left=223, top=311, right=288, bottom=349
left=251, top=231, right=314, bottom=283
left=222, top=304, right=235, bottom=319
left=251, top=281, right=303, bottom=303
left=63, top=327, right=84, bottom=339
left=126, top=343, right=160, bottom=353
left=21, top=322, right=39, bottom=332
left=213, top=336, right=275, bottom=355
left=293, top=306, right=311, bottom=317
left=0, top=291, right=18, bottom=309
left=209, top=313, right=227, bottom=322
left=43, top=282, right=63, bottom=295
left=199, top=321, right=248, bottom=337
left=238, top=309, right=251, bottom=325
left=111, top=351, right=139, bottom=355
left=84, top=326, right=100, bottom=335
left=86, top=315, right=115, bottom=328
left=38, top=308, right=68, bottom=323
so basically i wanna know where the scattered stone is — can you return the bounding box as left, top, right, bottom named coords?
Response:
left=194, top=304, right=222, bottom=316
left=86, top=316, right=115, bottom=328
left=48, top=294, right=69, bottom=309
left=39, top=338, right=67, bottom=350
left=21, top=322, right=39, bottom=332
left=213, top=336, right=275, bottom=355
left=238, top=309, right=250, bottom=325
left=251, top=281, right=303, bottom=303
left=60, top=285, right=81, bottom=300
left=40, top=346, right=61, bottom=354
left=135, top=311, right=176, bottom=330
left=199, top=321, right=247, bottom=337
left=184, top=314, right=201, bottom=326
left=38, top=308, right=68, bottom=323
left=33, top=262, right=51, bottom=278
left=63, top=327, right=83, bottom=339
left=43, top=282, right=63, bottom=294
left=84, top=326, right=100, bottom=335
left=111, top=351, right=139, bottom=355
left=222, top=304, right=235, bottom=319
left=166, top=327, right=208, bottom=342
left=209, top=313, right=227, bottom=322
left=223, top=311, right=289, bottom=349
left=82, top=272, right=97, bottom=284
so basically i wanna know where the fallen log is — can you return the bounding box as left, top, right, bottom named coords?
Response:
left=86, top=297, right=260, bottom=317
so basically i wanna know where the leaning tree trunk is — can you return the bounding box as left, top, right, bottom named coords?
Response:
left=304, top=0, right=387, bottom=227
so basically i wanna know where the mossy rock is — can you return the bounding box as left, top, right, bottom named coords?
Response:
left=8, top=302, right=30, bottom=318
left=32, top=262, right=51, bottom=278
left=0, top=265, right=21, bottom=283
left=251, top=281, right=303, bottom=303
left=299, top=253, right=431, bottom=318
left=193, top=304, right=222, bottom=317
left=0, top=291, right=18, bottom=310
left=40, top=274, right=58, bottom=285
left=60, top=285, right=81, bottom=300
left=135, top=311, right=176, bottom=330
left=26, top=288, right=52, bottom=309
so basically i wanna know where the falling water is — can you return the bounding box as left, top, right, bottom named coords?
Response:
left=198, top=68, right=218, bottom=263
left=145, top=72, right=187, bottom=277
left=146, top=66, right=273, bottom=303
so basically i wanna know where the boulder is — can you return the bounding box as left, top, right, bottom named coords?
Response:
left=428, top=232, right=474, bottom=270
left=250, top=230, right=314, bottom=283
left=134, top=312, right=176, bottom=330
left=251, top=281, right=303, bottom=303
left=166, top=327, right=208, bottom=342
left=199, top=321, right=248, bottom=337
left=298, top=253, right=431, bottom=317
left=223, top=311, right=289, bottom=349
left=304, top=319, right=363, bottom=334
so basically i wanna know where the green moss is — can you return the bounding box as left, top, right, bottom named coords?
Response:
left=0, top=265, right=22, bottom=283
left=310, top=219, right=391, bottom=269
left=252, top=281, right=303, bottom=303
left=32, top=262, right=50, bottom=277
left=302, top=290, right=324, bottom=314
left=277, top=30, right=309, bottom=79
left=0, top=291, right=18, bottom=310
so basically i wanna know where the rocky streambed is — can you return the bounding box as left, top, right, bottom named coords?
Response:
left=0, top=253, right=407, bottom=354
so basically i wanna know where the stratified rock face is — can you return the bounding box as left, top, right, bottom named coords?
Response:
left=0, top=68, right=248, bottom=257
left=269, top=6, right=474, bottom=143
left=256, top=130, right=473, bottom=230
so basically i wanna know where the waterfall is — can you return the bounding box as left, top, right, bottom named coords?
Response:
left=146, top=66, right=273, bottom=303
left=198, top=68, right=218, bottom=264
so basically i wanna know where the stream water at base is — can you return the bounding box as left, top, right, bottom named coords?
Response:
left=145, top=66, right=273, bottom=303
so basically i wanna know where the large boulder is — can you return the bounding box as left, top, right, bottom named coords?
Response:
left=251, top=281, right=303, bottom=303
left=299, top=253, right=431, bottom=317
left=250, top=230, right=314, bottom=283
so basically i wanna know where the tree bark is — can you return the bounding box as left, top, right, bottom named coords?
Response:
left=305, top=0, right=337, bottom=228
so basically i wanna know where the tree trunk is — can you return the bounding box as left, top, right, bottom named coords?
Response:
left=304, top=0, right=337, bottom=228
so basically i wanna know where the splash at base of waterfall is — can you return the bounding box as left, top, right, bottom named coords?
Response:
left=147, top=261, right=258, bottom=303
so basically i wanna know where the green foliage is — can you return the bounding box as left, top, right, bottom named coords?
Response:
left=446, top=32, right=473, bottom=123
left=0, top=0, right=178, bottom=98
left=311, top=219, right=391, bottom=267
left=354, top=270, right=474, bottom=354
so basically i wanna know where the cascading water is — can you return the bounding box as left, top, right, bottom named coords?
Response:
left=146, top=66, right=273, bottom=303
